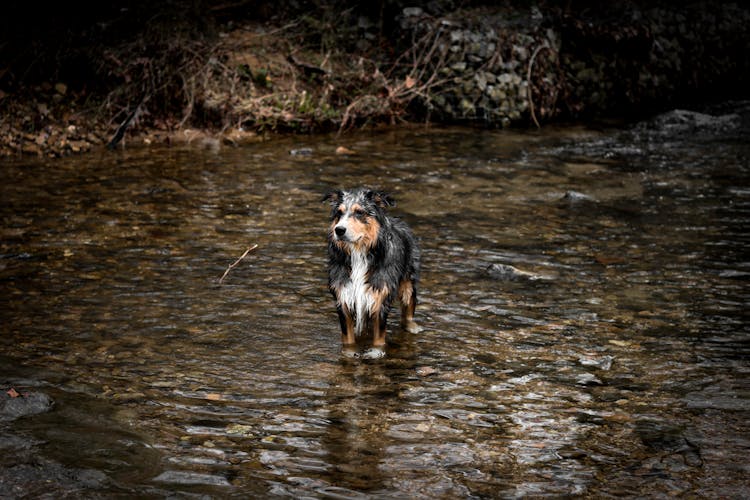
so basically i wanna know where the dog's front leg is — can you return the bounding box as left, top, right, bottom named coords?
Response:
left=362, top=309, right=387, bottom=359
left=337, top=305, right=358, bottom=357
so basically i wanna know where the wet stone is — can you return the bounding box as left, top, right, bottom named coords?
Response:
left=578, top=355, right=614, bottom=371
left=562, top=190, right=595, bottom=203
left=289, top=148, right=313, bottom=156
left=486, top=263, right=551, bottom=281
left=0, top=391, right=53, bottom=421
left=0, top=460, right=108, bottom=496
left=153, top=470, right=232, bottom=487
left=575, top=373, right=603, bottom=386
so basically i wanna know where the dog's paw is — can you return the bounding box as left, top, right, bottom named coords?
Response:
left=341, top=346, right=360, bottom=359
left=403, top=321, right=423, bottom=334
left=361, top=347, right=386, bottom=360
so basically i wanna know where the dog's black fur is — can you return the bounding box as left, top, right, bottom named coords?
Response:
left=323, top=188, right=421, bottom=359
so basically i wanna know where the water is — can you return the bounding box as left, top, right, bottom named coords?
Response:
left=1, top=105, right=749, bottom=498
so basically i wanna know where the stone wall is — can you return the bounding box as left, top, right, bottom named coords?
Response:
left=396, top=3, right=750, bottom=126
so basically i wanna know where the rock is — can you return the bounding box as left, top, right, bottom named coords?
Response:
left=488, top=87, right=506, bottom=102
left=289, top=147, right=313, bottom=156
left=562, top=190, right=595, bottom=203
left=497, top=73, right=513, bottom=85
left=20, top=142, right=42, bottom=156
left=578, top=355, right=614, bottom=371
left=0, top=390, right=54, bottom=421
left=68, top=140, right=90, bottom=153
left=459, top=98, right=474, bottom=116
left=575, top=373, right=603, bottom=386
left=640, top=109, right=741, bottom=136
left=153, top=471, right=232, bottom=487
left=0, top=458, right=108, bottom=495
left=226, top=423, right=256, bottom=436
left=416, top=366, right=438, bottom=377
left=512, top=44, right=528, bottom=61
left=0, top=433, right=44, bottom=465
left=474, top=72, right=487, bottom=91
left=486, top=263, right=552, bottom=281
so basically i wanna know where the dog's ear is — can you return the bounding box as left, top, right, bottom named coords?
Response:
left=366, top=190, right=395, bottom=209
left=322, top=190, right=343, bottom=206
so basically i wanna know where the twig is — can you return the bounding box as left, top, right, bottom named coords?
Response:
left=527, top=40, right=551, bottom=129
left=218, top=244, right=258, bottom=284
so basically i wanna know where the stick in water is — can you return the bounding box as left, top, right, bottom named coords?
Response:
left=219, top=244, right=258, bottom=284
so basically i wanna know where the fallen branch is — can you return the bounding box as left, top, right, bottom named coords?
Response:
left=527, top=40, right=552, bottom=129
left=107, top=92, right=148, bottom=150
left=218, top=244, right=258, bottom=284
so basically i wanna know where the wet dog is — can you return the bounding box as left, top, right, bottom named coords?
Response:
left=323, top=188, right=421, bottom=359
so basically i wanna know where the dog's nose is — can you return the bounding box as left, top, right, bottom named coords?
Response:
left=335, top=226, right=346, bottom=238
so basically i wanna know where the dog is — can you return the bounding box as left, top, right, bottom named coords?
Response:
left=323, top=188, right=421, bottom=359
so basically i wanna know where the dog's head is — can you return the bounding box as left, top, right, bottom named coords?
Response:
left=323, top=188, right=394, bottom=252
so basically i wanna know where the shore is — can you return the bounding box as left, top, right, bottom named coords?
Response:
left=2, top=2, right=748, bottom=158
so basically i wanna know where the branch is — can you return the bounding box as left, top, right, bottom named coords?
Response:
left=218, top=244, right=258, bottom=284
left=527, top=41, right=552, bottom=129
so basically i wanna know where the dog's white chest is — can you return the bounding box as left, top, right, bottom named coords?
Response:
left=339, top=249, right=373, bottom=334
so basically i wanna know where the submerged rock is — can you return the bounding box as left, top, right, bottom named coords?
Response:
left=575, top=373, right=603, bottom=386
left=289, top=147, right=313, bottom=156
left=578, top=355, right=614, bottom=371
left=0, top=390, right=54, bottom=421
left=637, top=109, right=742, bottom=138
left=0, top=459, right=108, bottom=496
left=153, top=470, right=232, bottom=487
left=562, top=190, right=595, bottom=203
left=486, top=263, right=552, bottom=281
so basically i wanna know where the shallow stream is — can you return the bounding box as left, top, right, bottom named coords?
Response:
left=2, top=105, right=749, bottom=497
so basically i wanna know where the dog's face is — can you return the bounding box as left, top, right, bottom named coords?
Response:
left=323, top=188, right=394, bottom=252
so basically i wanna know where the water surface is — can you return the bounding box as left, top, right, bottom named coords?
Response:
left=1, top=107, right=749, bottom=497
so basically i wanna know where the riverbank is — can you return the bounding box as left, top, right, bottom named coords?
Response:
left=2, top=1, right=749, bottom=158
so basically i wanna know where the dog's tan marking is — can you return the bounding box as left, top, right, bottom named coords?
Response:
left=341, top=306, right=356, bottom=346
left=369, top=286, right=389, bottom=314
left=398, top=280, right=413, bottom=305
left=352, top=216, right=379, bottom=251
left=371, top=313, right=386, bottom=347
left=398, top=279, right=419, bottom=331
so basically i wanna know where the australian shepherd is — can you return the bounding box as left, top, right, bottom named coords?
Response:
left=323, top=188, right=421, bottom=359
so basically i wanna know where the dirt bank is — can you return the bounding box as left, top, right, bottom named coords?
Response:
left=1, top=1, right=748, bottom=158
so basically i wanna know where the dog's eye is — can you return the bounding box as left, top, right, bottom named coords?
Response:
left=354, top=208, right=366, bottom=217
